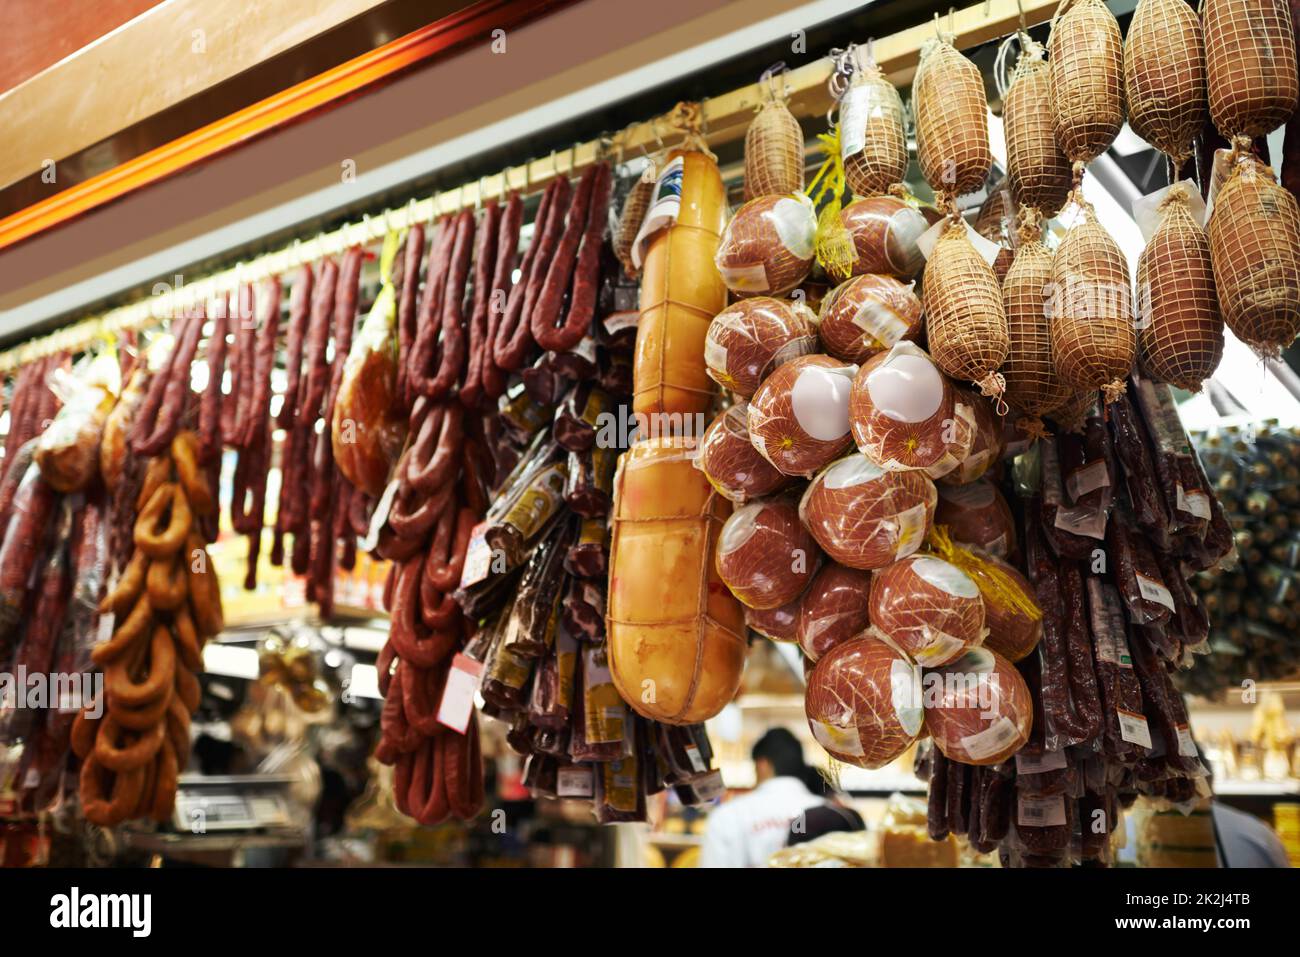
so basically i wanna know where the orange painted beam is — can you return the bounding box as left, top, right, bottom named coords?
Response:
left=0, top=0, right=563, bottom=252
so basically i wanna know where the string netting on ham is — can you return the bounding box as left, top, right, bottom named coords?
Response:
left=744, top=70, right=805, bottom=200
left=914, top=35, right=992, bottom=200
left=1204, top=0, right=1299, bottom=139
left=843, top=45, right=909, bottom=198
left=1048, top=0, right=1125, bottom=165
left=1050, top=201, right=1134, bottom=401
left=1136, top=186, right=1223, bottom=391
left=1123, top=0, right=1206, bottom=166
left=1000, top=35, right=1071, bottom=217
left=923, top=223, right=1009, bottom=399
left=1208, top=156, right=1300, bottom=356
left=1003, top=208, right=1069, bottom=417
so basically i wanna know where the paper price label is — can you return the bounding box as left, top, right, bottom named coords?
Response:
left=1018, top=794, right=1066, bottom=828
left=436, top=653, right=486, bottom=734
left=1118, top=709, right=1153, bottom=749
left=1016, top=750, right=1068, bottom=775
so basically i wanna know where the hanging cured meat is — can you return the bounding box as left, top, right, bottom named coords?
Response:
left=796, top=563, right=872, bottom=662
left=827, top=196, right=929, bottom=282
left=870, top=555, right=986, bottom=666
left=705, top=297, right=818, bottom=397
left=922, top=647, right=1032, bottom=765
left=935, top=479, right=1017, bottom=559
left=799, top=454, right=936, bottom=569
left=814, top=274, right=923, bottom=364
left=804, top=636, right=923, bottom=769
left=714, top=194, right=817, bottom=297
left=697, top=403, right=790, bottom=503
left=715, top=496, right=820, bottom=609
left=747, top=355, right=857, bottom=477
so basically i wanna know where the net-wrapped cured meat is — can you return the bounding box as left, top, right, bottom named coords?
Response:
left=869, top=555, right=986, bottom=666
left=923, top=647, right=1032, bottom=765
left=814, top=274, right=923, bottom=364
left=799, top=454, right=936, bottom=569
left=849, top=342, right=974, bottom=477
left=796, top=563, right=872, bottom=662
left=804, top=635, right=923, bottom=769
left=747, top=354, right=856, bottom=477
left=913, top=34, right=992, bottom=198
left=745, top=600, right=800, bottom=642
left=827, top=196, right=929, bottom=282
left=940, top=387, right=1001, bottom=486
left=704, top=297, right=818, bottom=397
left=1204, top=0, right=1298, bottom=139
left=922, top=220, right=1009, bottom=398
left=935, top=479, right=1017, bottom=559
left=697, top=403, right=790, bottom=503
left=715, top=496, right=820, bottom=609
left=714, top=194, right=817, bottom=297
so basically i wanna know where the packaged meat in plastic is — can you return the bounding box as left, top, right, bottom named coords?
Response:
left=561, top=575, right=606, bottom=642
left=0, top=463, right=58, bottom=656
left=1086, top=577, right=1150, bottom=760
left=34, top=353, right=119, bottom=493
left=747, top=354, right=857, bottom=477
left=928, top=526, right=1041, bottom=662
left=554, top=382, right=612, bottom=452
left=939, top=387, right=1002, bottom=485
left=697, top=403, right=791, bottom=502
left=564, top=446, right=615, bottom=517
left=1107, top=390, right=1171, bottom=549
left=564, top=516, right=609, bottom=580
left=333, top=243, right=406, bottom=496
left=1040, top=435, right=1109, bottom=558
left=608, top=436, right=746, bottom=725
left=571, top=643, right=630, bottom=762
left=796, top=563, right=872, bottom=661
left=99, top=365, right=148, bottom=494
left=814, top=274, right=923, bottom=363
left=804, top=635, right=924, bottom=769
left=1132, top=373, right=1206, bottom=537
left=1107, top=501, right=1174, bottom=625
left=935, top=478, right=1017, bottom=559
left=704, top=297, right=817, bottom=397
left=799, top=454, right=936, bottom=569
left=746, top=599, right=800, bottom=642
left=1057, top=410, right=1113, bottom=510
left=869, top=555, right=986, bottom=666
left=827, top=195, right=930, bottom=282
left=714, top=193, right=817, bottom=297
left=923, top=646, right=1033, bottom=765
left=716, top=496, right=820, bottom=609
left=593, top=742, right=648, bottom=823
left=848, top=342, right=974, bottom=476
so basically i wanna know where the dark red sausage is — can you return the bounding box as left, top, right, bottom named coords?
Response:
left=481, top=192, right=523, bottom=400
left=460, top=201, right=502, bottom=409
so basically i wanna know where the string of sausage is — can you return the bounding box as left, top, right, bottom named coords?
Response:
left=530, top=162, right=613, bottom=352
left=222, top=285, right=257, bottom=449
left=395, top=223, right=426, bottom=415
left=480, top=192, right=523, bottom=401
left=197, top=302, right=228, bottom=464
left=406, top=219, right=452, bottom=408
left=230, top=278, right=282, bottom=588
left=130, top=310, right=203, bottom=457
left=408, top=210, right=475, bottom=400
left=492, top=177, right=570, bottom=372
left=308, top=246, right=363, bottom=615
left=459, top=200, right=502, bottom=410
left=270, top=265, right=313, bottom=566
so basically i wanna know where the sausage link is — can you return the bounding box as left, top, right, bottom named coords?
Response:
left=492, top=178, right=569, bottom=371
left=531, top=163, right=612, bottom=352
left=395, top=223, right=426, bottom=412
left=481, top=193, right=523, bottom=399
left=461, top=201, right=502, bottom=408
left=410, top=210, right=474, bottom=399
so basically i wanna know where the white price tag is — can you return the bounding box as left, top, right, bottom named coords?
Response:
left=557, top=765, right=595, bottom=798
left=1118, top=709, right=1153, bottom=749
left=1015, top=750, right=1068, bottom=775
left=436, top=653, right=486, bottom=735
left=1018, top=794, right=1066, bottom=828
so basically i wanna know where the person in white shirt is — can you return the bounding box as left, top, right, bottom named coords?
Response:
left=698, top=728, right=825, bottom=868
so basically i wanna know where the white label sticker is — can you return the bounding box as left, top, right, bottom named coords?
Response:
left=1118, top=709, right=1153, bottom=749
left=811, top=719, right=866, bottom=758
left=770, top=195, right=817, bottom=260
left=890, top=658, right=924, bottom=737
left=1175, top=724, right=1198, bottom=758
left=685, top=743, right=708, bottom=774
left=1135, top=572, right=1176, bottom=612
left=913, top=630, right=966, bottom=666
left=1018, top=794, right=1067, bottom=828
left=717, top=261, right=771, bottom=293
left=557, top=765, right=595, bottom=798
left=1065, top=459, right=1110, bottom=503
left=1015, top=750, right=1068, bottom=775
left=838, top=84, right=872, bottom=160
left=851, top=297, right=910, bottom=348
left=458, top=521, right=494, bottom=589
left=1054, top=503, right=1108, bottom=540
left=960, top=714, right=1022, bottom=762
left=436, top=653, right=485, bottom=734
left=893, top=503, right=930, bottom=559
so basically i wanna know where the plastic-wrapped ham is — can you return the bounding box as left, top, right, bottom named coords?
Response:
left=849, top=342, right=974, bottom=476
left=716, top=496, right=820, bottom=609
left=934, top=478, right=1017, bottom=559
left=815, top=274, right=923, bottom=364
left=827, top=196, right=930, bottom=282
left=869, top=555, right=986, bottom=666
left=746, top=600, right=800, bottom=642
left=697, top=403, right=790, bottom=502
left=714, top=194, right=817, bottom=297
left=797, top=563, right=872, bottom=662
left=748, top=355, right=857, bottom=477
left=805, top=636, right=924, bottom=768
left=939, top=387, right=1002, bottom=485
left=922, top=646, right=1032, bottom=765
left=799, top=454, right=936, bottom=569
left=704, top=297, right=818, bottom=397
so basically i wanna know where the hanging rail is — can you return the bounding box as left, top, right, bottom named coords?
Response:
left=0, top=0, right=1056, bottom=375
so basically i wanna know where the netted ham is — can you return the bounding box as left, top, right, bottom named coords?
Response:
left=805, top=636, right=924, bottom=769
left=1003, top=37, right=1072, bottom=216
left=797, top=563, right=872, bottom=662
left=698, top=403, right=790, bottom=502
left=869, top=555, right=986, bottom=666
left=840, top=54, right=908, bottom=197
left=1123, top=0, right=1207, bottom=165
left=1002, top=218, right=1069, bottom=416
left=799, top=454, right=936, bottom=569
left=922, top=647, right=1032, bottom=765
left=746, top=600, right=800, bottom=642
left=913, top=35, right=992, bottom=198
left=716, top=496, right=820, bottom=609
left=827, top=196, right=929, bottom=282
left=1204, top=0, right=1298, bottom=139
left=1049, top=0, right=1125, bottom=165
left=1208, top=155, right=1300, bottom=356
left=938, top=387, right=1002, bottom=485
left=935, top=478, right=1016, bottom=558
left=849, top=342, right=974, bottom=476
left=929, top=527, right=1042, bottom=663
left=715, top=194, right=817, bottom=297
left=705, top=296, right=818, bottom=397
left=744, top=87, right=805, bottom=201
left=815, top=274, right=923, bottom=363
left=1136, top=183, right=1223, bottom=390
left=748, top=355, right=857, bottom=477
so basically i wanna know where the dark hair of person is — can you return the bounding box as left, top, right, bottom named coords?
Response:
left=752, top=727, right=808, bottom=779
